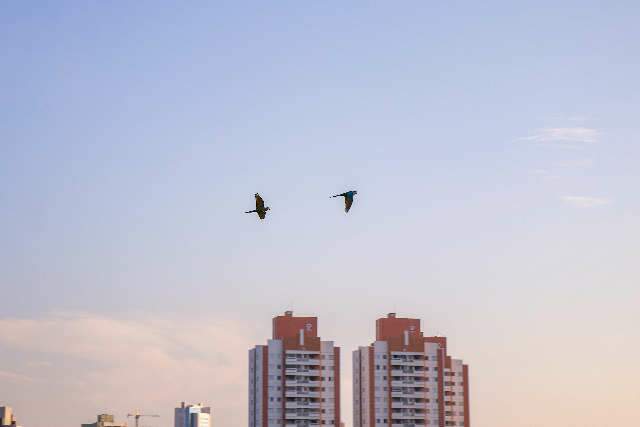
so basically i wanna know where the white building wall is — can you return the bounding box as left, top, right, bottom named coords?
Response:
left=424, top=342, right=441, bottom=426
left=267, top=340, right=283, bottom=427
left=353, top=349, right=362, bottom=427
left=249, top=346, right=265, bottom=427
left=193, top=412, right=210, bottom=427
left=353, top=346, right=374, bottom=427
left=373, top=341, right=388, bottom=427
left=321, top=341, right=337, bottom=425
left=445, top=358, right=465, bottom=427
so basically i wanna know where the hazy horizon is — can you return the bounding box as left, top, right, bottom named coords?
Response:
left=1, top=1, right=639, bottom=427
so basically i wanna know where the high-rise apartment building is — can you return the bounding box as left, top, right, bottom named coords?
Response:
left=353, top=313, right=470, bottom=427
left=175, top=402, right=211, bottom=427
left=249, top=311, right=341, bottom=427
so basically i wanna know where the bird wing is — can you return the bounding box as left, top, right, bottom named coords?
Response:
left=344, top=194, right=354, bottom=212
left=255, top=194, right=265, bottom=210
left=332, top=192, right=347, bottom=198
left=258, top=209, right=266, bottom=219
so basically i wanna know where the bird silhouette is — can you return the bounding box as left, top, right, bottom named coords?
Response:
left=332, top=190, right=358, bottom=213
left=245, top=193, right=270, bottom=219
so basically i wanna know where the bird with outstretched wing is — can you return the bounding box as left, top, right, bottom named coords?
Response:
left=245, top=193, right=270, bottom=220
left=331, top=190, right=358, bottom=213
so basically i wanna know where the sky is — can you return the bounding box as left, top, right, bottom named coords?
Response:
left=1, top=1, right=639, bottom=426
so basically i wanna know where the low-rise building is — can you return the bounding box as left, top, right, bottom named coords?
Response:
left=81, top=414, right=127, bottom=427
left=175, top=402, right=211, bottom=427
left=0, top=406, right=21, bottom=427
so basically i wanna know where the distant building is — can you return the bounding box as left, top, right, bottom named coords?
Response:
left=0, top=407, right=14, bottom=427
left=353, top=313, right=470, bottom=427
left=248, top=310, right=341, bottom=427
left=0, top=406, right=21, bottom=427
left=174, top=402, right=211, bottom=427
left=81, top=414, right=127, bottom=427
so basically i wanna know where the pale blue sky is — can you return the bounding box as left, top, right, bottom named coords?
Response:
left=1, top=2, right=639, bottom=427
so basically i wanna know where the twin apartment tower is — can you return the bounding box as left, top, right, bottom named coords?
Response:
left=249, top=311, right=470, bottom=427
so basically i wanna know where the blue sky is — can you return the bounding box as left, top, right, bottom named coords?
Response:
left=1, top=2, right=639, bottom=427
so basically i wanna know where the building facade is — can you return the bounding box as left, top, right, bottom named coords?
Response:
left=81, top=414, right=127, bottom=427
left=175, top=402, right=211, bottom=427
left=249, top=311, right=341, bottom=427
left=0, top=406, right=20, bottom=427
left=353, top=313, right=470, bottom=427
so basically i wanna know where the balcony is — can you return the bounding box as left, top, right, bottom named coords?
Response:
left=285, top=357, right=321, bottom=365
left=285, top=412, right=321, bottom=420
left=285, top=369, right=321, bottom=377
left=390, top=379, right=419, bottom=387
left=391, top=369, right=426, bottom=377
left=285, top=401, right=321, bottom=409
left=285, top=391, right=321, bottom=398
left=391, top=401, right=427, bottom=409
left=390, top=359, right=426, bottom=367
left=286, top=380, right=321, bottom=387
left=392, top=414, right=427, bottom=420
left=391, top=391, right=428, bottom=399
left=284, top=421, right=321, bottom=427
left=391, top=423, right=426, bottom=427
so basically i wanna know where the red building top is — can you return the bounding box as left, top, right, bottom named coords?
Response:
left=272, top=310, right=320, bottom=351
left=376, top=312, right=447, bottom=353
left=376, top=312, right=422, bottom=341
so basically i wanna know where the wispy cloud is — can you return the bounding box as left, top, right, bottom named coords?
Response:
left=520, top=127, right=599, bottom=145
left=561, top=196, right=610, bottom=208
left=0, top=369, right=37, bottom=383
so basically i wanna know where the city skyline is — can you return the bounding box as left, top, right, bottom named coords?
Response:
left=2, top=1, right=639, bottom=427
left=0, top=310, right=469, bottom=427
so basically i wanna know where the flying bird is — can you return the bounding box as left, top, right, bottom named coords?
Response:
left=332, top=190, right=358, bottom=213
left=245, top=193, right=270, bottom=219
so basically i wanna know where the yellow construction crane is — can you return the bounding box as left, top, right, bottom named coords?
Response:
left=126, top=412, right=159, bottom=427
